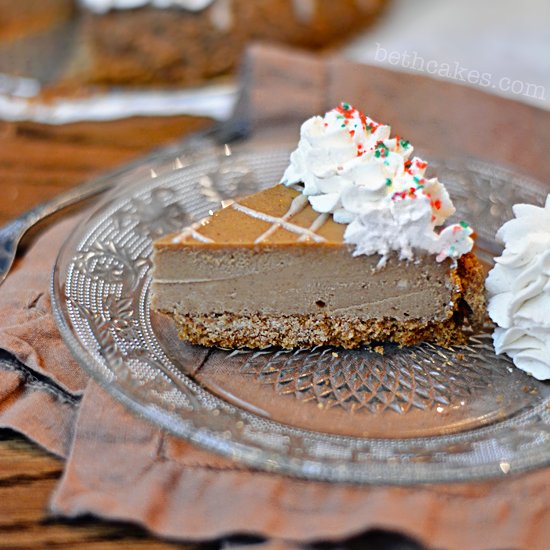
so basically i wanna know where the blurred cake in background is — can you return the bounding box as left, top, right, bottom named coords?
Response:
left=75, top=0, right=387, bottom=86
left=0, top=0, right=386, bottom=123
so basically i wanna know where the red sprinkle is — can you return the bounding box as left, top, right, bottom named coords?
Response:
left=415, top=159, right=428, bottom=169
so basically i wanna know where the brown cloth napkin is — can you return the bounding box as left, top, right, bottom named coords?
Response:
left=2, top=44, right=550, bottom=550
left=0, top=216, right=87, bottom=458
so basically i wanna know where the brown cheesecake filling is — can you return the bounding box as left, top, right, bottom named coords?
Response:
left=152, top=247, right=457, bottom=321
left=152, top=185, right=485, bottom=349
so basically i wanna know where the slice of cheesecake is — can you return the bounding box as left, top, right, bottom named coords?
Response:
left=152, top=103, right=486, bottom=349
left=152, top=184, right=485, bottom=349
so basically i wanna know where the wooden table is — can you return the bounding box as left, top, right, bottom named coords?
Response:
left=0, top=115, right=214, bottom=549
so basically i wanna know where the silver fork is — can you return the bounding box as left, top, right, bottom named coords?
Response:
left=0, top=119, right=248, bottom=286
left=0, top=172, right=122, bottom=286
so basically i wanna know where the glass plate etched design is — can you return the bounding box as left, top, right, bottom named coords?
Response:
left=52, top=140, right=550, bottom=484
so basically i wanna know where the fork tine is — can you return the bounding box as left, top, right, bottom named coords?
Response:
left=0, top=220, right=23, bottom=286
left=0, top=121, right=244, bottom=287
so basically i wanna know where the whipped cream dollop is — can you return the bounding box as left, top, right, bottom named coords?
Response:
left=80, top=0, right=214, bottom=13
left=281, top=103, right=474, bottom=266
left=486, top=196, right=550, bottom=380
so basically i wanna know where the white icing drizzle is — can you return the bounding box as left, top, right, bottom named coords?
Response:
left=172, top=222, right=215, bottom=244
left=253, top=194, right=309, bottom=244
left=79, top=0, right=215, bottom=13
left=292, top=0, right=316, bottom=23
left=231, top=200, right=327, bottom=243
left=298, top=212, right=329, bottom=241
left=209, top=0, right=233, bottom=31
left=0, top=84, right=237, bottom=124
left=189, top=231, right=215, bottom=243
left=174, top=193, right=329, bottom=245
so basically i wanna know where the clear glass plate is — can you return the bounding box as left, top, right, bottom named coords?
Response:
left=51, top=138, right=550, bottom=484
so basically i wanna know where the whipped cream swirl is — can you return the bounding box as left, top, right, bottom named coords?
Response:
left=80, top=0, right=214, bottom=13
left=281, top=103, right=474, bottom=266
left=486, top=196, right=550, bottom=380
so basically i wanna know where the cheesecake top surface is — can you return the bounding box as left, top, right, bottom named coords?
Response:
left=157, top=103, right=476, bottom=263
left=155, top=184, right=346, bottom=249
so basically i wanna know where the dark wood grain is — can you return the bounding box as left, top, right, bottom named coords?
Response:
left=0, top=432, right=214, bottom=549
left=0, top=116, right=211, bottom=224
left=0, top=114, right=213, bottom=548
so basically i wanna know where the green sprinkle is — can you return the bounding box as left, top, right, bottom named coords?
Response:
left=375, top=142, right=389, bottom=158
left=385, top=178, right=392, bottom=186
left=459, top=220, right=469, bottom=228
left=342, top=102, right=350, bottom=110
left=400, top=139, right=410, bottom=148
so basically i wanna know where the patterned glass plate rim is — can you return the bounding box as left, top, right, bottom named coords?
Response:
left=51, top=138, right=550, bottom=485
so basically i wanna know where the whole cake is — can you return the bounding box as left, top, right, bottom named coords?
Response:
left=152, top=104, right=486, bottom=349
left=75, top=0, right=386, bottom=86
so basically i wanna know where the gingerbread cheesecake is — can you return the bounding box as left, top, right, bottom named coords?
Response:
left=152, top=104, right=485, bottom=349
